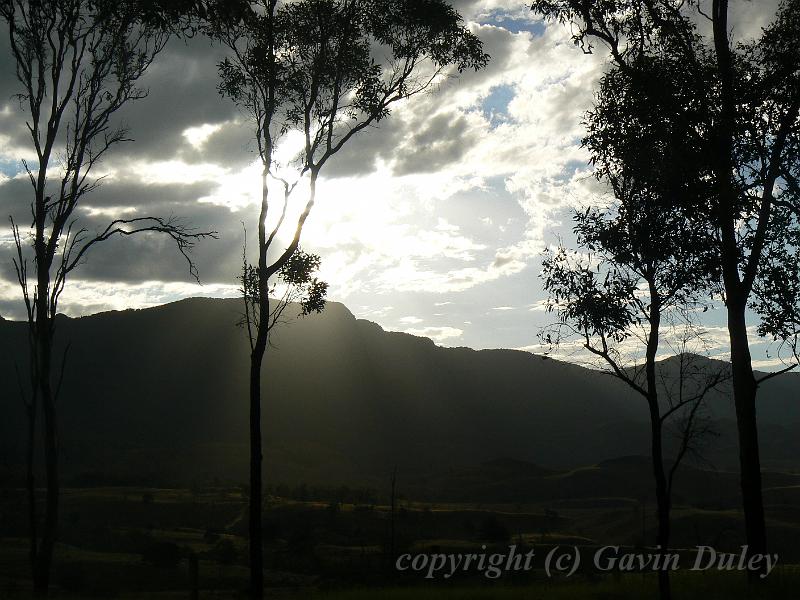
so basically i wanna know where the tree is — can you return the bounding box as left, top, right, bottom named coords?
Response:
left=2, top=0, right=215, bottom=594
left=531, top=0, right=800, bottom=570
left=541, top=207, right=724, bottom=600
left=540, top=57, right=727, bottom=599
left=212, top=0, right=487, bottom=596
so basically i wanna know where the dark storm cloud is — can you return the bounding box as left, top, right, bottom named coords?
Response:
left=451, top=24, right=520, bottom=88
left=179, top=118, right=259, bottom=168
left=392, top=112, right=479, bottom=176
left=0, top=30, right=243, bottom=166
left=1, top=172, right=216, bottom=214
left=106, top=37, right=240, bottom=163
left=50, top=205, right=243, bottom=286
left=0, top=29, right=34, bottom=157
left=0, top=27, right=20, bottom=105
left=1, top=16, right=520, bottom=180
left=0, top=174, right=245, bottom=286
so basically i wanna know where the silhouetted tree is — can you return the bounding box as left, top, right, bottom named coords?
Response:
left=212, top=0, right=487, bottom=596
left=542, top=229, right=724, bottom=600
left=531, top=0, right=800, bottom=571
left=541, top=67, right=728, bottom=596
left=2, top=0, right=216, bottom=594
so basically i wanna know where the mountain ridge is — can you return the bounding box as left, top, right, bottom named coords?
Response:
left=1, top=296, right=798, bottom=492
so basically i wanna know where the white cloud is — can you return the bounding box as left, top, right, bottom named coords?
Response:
left=399, top=316, right=424, bottom=325
left=183, top=123, right=224, bottom=149
left=0, top=277, right=238, bottom=320
left=400, top=325, right=464, bottom=345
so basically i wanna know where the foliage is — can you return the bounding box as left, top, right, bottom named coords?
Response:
left=216, top=0, right=488, bottom=172
left=239, top=246, right=328, bottom=347
left=541, top=53, right=716, bottom=359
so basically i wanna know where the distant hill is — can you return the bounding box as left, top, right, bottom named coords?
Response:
left=410, top=455, right=800, bottom=509
left=1, top=297, right=799, bottom=494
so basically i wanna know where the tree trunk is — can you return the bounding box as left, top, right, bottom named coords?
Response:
left=645, top=286, right=671, bottom=600
left=33, top=305, right=57, bottom=597
left=728, top=298, right=767, bottom=576
left=649, top=403, right=672, bottom=600
left=25, top=378, right=38, bottom=577
left=711, top=0, right=768, bottom=572
left=249, top=335, right=266, bottom=600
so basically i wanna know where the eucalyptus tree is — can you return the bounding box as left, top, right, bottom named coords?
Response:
left=531, top=0, right=800, bottom=566
left=542, top=207, right=724, bottom=600
left=212, top=0, right=488, bottom=595
left=541, top=52, right=730, bottom=600
left=540, top=187, right=721, bottom=600
left=2, top=0, right=216, bottom=594
left=541, top=206, right=717, bottom=600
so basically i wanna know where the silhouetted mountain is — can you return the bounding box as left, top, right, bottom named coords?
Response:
left=1, top=297, right=798, bottom=493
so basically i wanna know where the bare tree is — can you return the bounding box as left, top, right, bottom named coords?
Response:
left=531, top=0, right=800, bottom=571
left=2, top=0, right=216, bottom=594
left=211, top=0, right=488, bottom=596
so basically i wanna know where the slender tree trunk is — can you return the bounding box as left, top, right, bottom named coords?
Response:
left=649, top=402, right=671, bottom=600
left=645, top=286, right=671, bottom=600
left=33, top=298, right=57, bottom=597
left=25, top=391, right=37, bottom=577
left=249, top=163, right=272, bottom=600
left=249, top=318, right=268, bottom=600
left=728, top=298, right=767, bottom=571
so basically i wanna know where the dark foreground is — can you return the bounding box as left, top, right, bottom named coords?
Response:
left=1, top=486, right=799, bottom=599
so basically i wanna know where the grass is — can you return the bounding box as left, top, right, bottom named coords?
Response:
left=3, top=487, right=800, bottom=600
left=312, top=570, right=800, bottom=600
left=3, top=562, right=799, bottom=599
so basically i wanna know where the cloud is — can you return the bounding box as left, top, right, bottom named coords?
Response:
left=0, top=276, right=238, bottom=320
left=400, top=325, right=464, bottom=345
left=1, top=3, right=790, bottom=371
left=399, top=316, right=424, bottom=324
left=392, top=111, right=482, bottom=176
left=2, top=8, right=606, bottom=306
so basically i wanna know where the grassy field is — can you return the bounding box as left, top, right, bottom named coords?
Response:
left=2, top=486, right=799, bottom=599
left=314, top=571, right=800, bottom=600
left=3, top=574, right=800, bottom=600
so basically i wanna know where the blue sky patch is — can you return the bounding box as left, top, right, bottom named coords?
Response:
left=555, top=159, right=589, bottom=183
left=0, top=158, right=21, bottom=178
left=481, top=11, right=546, bottom=36
left=481, top=84, right=516, bottom=128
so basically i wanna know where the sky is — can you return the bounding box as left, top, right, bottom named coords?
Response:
left=0, top=0, right=792, bottom=370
